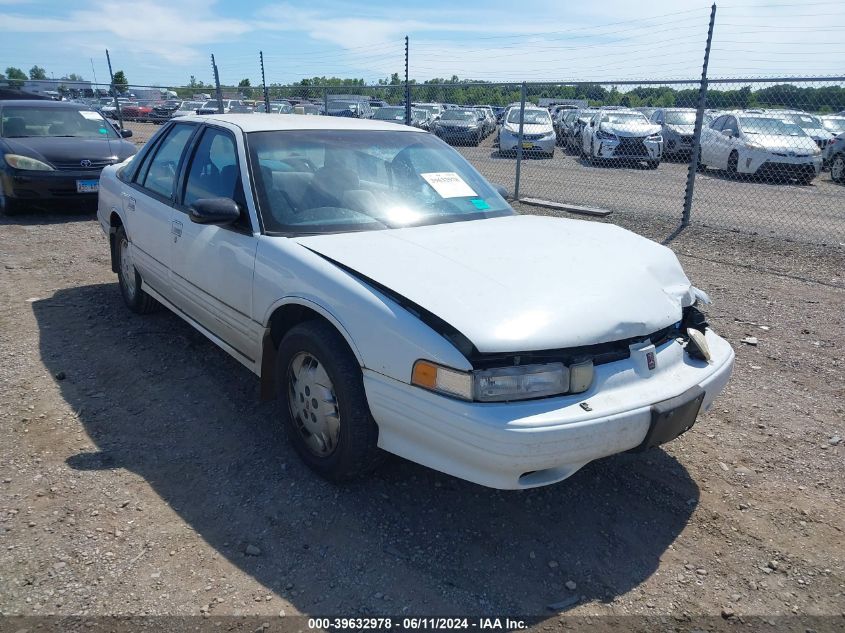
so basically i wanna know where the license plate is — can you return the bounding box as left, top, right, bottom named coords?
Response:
left=521, top=142, right=534, bottom=149
left=76, top=179, right=99, bottom=193
left=635, top=386, right=705, bottom=451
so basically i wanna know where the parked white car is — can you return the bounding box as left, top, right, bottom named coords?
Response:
left=700, top=112, right=822, bottom=184
left=97, top=114, right=733, bottom=489
left=498, top=107, right=556, bottom=157
left=581, top=110, right=662, bottom=168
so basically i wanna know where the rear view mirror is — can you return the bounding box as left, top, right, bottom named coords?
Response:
left=188, top=198, right=241, bottom=225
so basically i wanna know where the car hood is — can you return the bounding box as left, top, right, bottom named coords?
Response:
left=666, top=124, right=695, bottom=135
left=503, top=122, right=553, bottom=135
left=748, top=134, right=820, bottom=152
left=294, top=215, right=696, bottom=353
left=1, top=136, right=137, bottom=166
left=601, top=122, right=662, bottom=137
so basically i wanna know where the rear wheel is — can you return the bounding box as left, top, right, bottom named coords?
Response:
left=276, top=321, right=382, bottom=482
left=830, top=154, right=845, bottom=183
left=115, top=227, right=157, bottom=314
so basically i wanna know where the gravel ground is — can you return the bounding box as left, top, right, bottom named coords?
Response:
left=0, top=201, right=844, bottom=626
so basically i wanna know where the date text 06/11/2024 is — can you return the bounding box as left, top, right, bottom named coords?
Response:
left=306, top=617, right=529, bottom=630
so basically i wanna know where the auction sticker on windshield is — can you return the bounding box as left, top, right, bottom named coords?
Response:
left=79, top=110, right=104, bottom=121
left=421, top=172, right=477, bottom=198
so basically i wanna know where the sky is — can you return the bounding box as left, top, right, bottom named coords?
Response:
left=0, top=0, right=843, bottom=88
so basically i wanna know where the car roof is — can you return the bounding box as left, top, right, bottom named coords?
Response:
left=177, top=113, right=420, bottom=133
left=0, top=99, right=95, bottom=109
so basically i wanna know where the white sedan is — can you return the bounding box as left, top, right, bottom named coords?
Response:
left=97, top=114, right=734, bottom=489
left=700, top=112, right=822, bottom=184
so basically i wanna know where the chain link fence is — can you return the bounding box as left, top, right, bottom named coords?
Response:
left=5, top=75, right=842, bottom=245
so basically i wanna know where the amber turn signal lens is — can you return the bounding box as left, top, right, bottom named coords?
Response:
left=411, top=360, right=438, bottom=389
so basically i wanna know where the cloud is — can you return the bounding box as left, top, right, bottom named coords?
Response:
left=0, top=0, right=250, bottom=64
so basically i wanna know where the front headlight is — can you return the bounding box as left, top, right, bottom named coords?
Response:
left=596, top=130, right=616, bottom=140
left=4, top=154, right=54, bottom=171
left=412, top=359, right=594, bottom=402
left=647, top=133, right=663, bottom=142
left=744, top=139, right=764, bottom=150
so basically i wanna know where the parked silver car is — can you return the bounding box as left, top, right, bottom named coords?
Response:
left=498, top=107, right=556, bottom=157
left=650, top=108, right=697, bottom=158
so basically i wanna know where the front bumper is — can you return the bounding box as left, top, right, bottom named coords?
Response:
left=740, top=150, right=822, bottom=177
left=596, top=135, right=662, bottom=161
left=665, top=133, right=694, bottom=155
left=0, top=168, right=102, bottom=211
left=365, top=328, right=734, bottom=489
left=436, top=128, right=482, bottom=143
left=499, top=132, right=556, bottom=154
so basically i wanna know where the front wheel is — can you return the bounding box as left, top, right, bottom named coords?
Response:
left=276, top=321, right=382, bottom=482
left=115, top=227, right=157, bottom=314
left=727, top=151, right=739, bottom=178
left=830, top=154, right=845, bottom=183
left=647, top=160, right=660, bottom=170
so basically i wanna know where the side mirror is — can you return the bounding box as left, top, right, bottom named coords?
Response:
left=119, top=129, right=133, bottom=138
left=494, top=184, right=511, bottom=200
left=589, top=121, right=595, bottom=127
left=188, top=198, right=241, bottom=225
left=723, top=129, right=735, bottom=137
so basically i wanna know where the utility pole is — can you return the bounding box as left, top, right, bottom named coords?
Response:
left=260, top=51, right=271, bottom=113
left=211, top=54, right=224, bottom=114
left=683, top=3, right=717, bottom=227
left=404, top=36, right=411, bottom=126
left=89, top=58, right=99, bottom=90
left=105, top=49, right=123, bottom=130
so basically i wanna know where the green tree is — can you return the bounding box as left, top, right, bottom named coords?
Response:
left=29, top=65, right=47, bottom=80
left=112, top=70, right=128, bottom=93
left=5, top=66, right=27, bottom=88
left=67, top=73, right=84, bottom=81
left=238, top=78, right=253, bottom=98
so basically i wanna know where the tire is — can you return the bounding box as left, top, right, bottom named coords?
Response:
left=830, top=154, right=845, bottom=184
left=727, top=151, right=739, bottom=178
left=115, top=226, right=157, bottom=314
left=647, top=160, right=659, bottom=170
left=547, top=149, right=555, bottom=159
left=275, top=320, right=382, bottom=482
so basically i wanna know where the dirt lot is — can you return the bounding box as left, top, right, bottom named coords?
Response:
left=0, top=205, right=844, bottom=626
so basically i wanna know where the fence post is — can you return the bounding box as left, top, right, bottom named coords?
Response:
left=260, top=51, right=270, bottom=113
left=323, top=88, right=328, bottom=116
left=105, top=49, right=123, bottom=130
left=405, top=35, right=411, bottom=125
left=514, top=82, right=527, bottom=200
left=683, top=3, right=717, bottom=227
left=211, top=54, right=224, bottom=114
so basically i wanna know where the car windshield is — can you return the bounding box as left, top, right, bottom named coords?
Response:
left=441, top=110, right=477, bottom=121
left=0, top=106, right=120, bottom=138
left=577, top=110, right=598, bottom=121
left=201, top=101, right=217, bottom=109
left=411, top=110, right=428, bottom=122
left=603, top=112, right=648, bottom=125
left=506, top=109, right=551, bottom=125
left=416, top=104, right=441, bottom=114
left=180, top=102, right=203, bottom=110
left=741, top=117, right=807, bottom=137
left=249, top=129, right=513, bottom=234
left=822, top=117, right=845, bottom=134
left=785, top=113, right=823, bottom=130
left=373, top=107, right=405, bottom=120
left=329, top=100, right=359, bottom=110
left=665, top=111, right=696, bottom=125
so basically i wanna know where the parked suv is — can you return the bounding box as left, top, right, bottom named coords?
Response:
left=650, top=108, right=697, bottom=158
